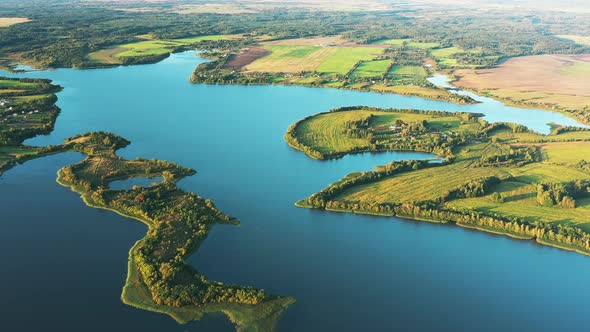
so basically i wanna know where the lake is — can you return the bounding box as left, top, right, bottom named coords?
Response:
left=1, top=52, right=590, bottom=331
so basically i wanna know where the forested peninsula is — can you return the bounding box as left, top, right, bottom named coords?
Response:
left=289, top=107, right=590, bottom=256
left=0, top=77, right=294, bottom=332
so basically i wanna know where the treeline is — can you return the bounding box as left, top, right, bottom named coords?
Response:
left=537, top=180, right=590, bottom=209
left=474, top=143, right=541, bottom=167
left=442, top=176, right=502, bottom=202
left=309, top=177, right=590, bottom=255
left=550, top=124, right=590, bottom=135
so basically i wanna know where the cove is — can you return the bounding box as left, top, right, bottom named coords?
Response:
left=1, top=52, right=590, bottom=331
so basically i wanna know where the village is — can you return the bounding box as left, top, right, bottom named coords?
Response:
left=1, top=98, right=50, bottom=126
left=369, top=119, right=457, bottom=143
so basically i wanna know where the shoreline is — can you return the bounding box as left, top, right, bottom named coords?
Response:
left=297, top=204, right=590, bottom=257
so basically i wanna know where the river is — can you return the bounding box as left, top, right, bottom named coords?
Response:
left=1, top=51, right=590, bottom=331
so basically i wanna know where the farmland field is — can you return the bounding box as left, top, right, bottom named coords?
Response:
left=447, top=181, right=590, bottom=232
left=541, top=141, right=590, bottom=165
left=334, top=161, right=507, bottom=203
left=290, top=108, right=479, bottom=158
left=370, top=85, right=452, bottom=99
left=387, top=65, right=427, bottom=81
left=406, top=41, right=440, bottom=49
left=315, top=47, right=385, bottom=74
left=351, top=60, right=390, bottom=78
left=0, top=79, right=40, bottom=90
left=245, top=45, right=385, bottom=74
left=454, top=54, right=590, bottom=111
left=293, top=110, right=376, bottom=155
left=245, top=46, right=332, bottom=72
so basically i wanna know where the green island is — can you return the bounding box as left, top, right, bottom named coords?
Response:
left=0, top=77, right=294, bottom=332
left=288, top=107, right=590, bottom=255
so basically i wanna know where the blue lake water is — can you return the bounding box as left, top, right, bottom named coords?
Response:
left=1, top=52, right=590, bottom=331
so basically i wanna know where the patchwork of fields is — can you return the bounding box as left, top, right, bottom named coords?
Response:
left=245, top=44, right=386, bottom=74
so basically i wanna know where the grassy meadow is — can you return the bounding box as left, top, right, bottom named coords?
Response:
left=88, top=35, right=238, bottom=64
left=351, top=60, right=390, bottom=78
left=291, top=107, right=479, bottom=157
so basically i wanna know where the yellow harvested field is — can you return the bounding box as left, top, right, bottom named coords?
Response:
left=540, top=141, right=590, bottom=165
left=454, top=54, right=590, bottom=110
left=0, top=17, right=30, bottom=27
left=335, top=161, right=509, bottom=204
left=245, top=47, right=337, bottom=73
left=557, top=35, right=590, bottom=46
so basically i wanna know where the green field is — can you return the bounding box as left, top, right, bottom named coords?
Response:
left=89, top=35, right=237, bottom=63
left=336, top=161, right=507, bottom=203
left=375, top=38, right=408, bottom=46
left=430, top=47, right=466, bottom=58
left=0, top=79, right=40, bottom=90
left=263, top=45, right=320, bottom=59
left=447, top=181, right=590, bottom=232
left=430, top=46, right=480, bottom=67
left=290, top=107, right=479, bottom=158
left=246, top=45, right=385, bottom=75
left=316, top=47, right=385, bottom=74
left=541, top=142, right=590, bottom=165
left=294, top=110, right=375, bottom=155
left=351, top=60, right=390, bottom=78
left=387, top=65, right=427, bottom=81
left=406, top=41, right=440, bottom=49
